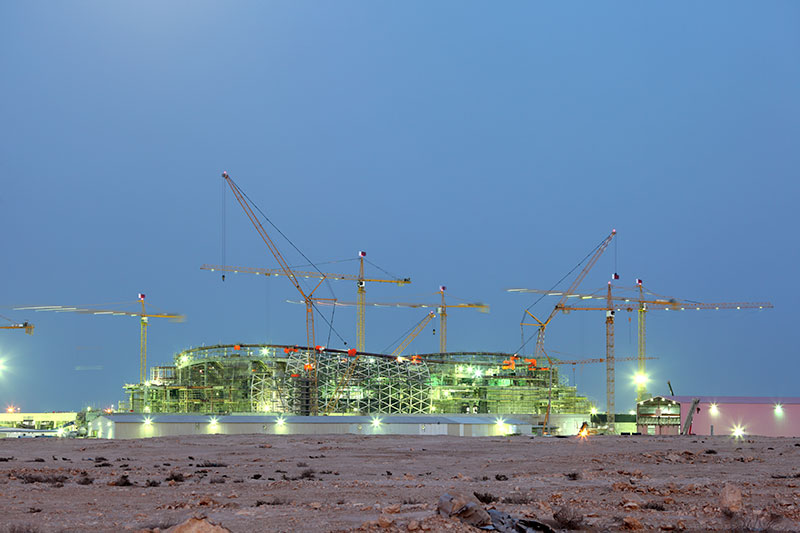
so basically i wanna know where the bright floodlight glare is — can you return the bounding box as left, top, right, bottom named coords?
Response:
left=628, top=410, right=636, bottom=415
left=371, top=417, right=382, bottom=428
left=709, top=403, right=719, bottom=416
left=143, top=417, right=152, bottom=426
left=209, top=417, right=218, bottom=426
left=633, top=372, right=649, bottom=387
left=590, top=407, right=598, bottom=415
left=276, top=417, right=285, bottom=426
left=774, top=404, right=783, bottom=415
left=731, top=425, right=745, bottom=439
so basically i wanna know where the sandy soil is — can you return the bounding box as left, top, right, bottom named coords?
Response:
left=1, top=434, right=799, bottom=532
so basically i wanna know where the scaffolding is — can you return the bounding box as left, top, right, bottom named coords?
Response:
left=121, top=344, right=591, bottom=416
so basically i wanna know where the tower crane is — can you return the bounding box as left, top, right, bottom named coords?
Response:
left=16, top=294, right=184, bottom=383
left=323, top=311, right=436, bottom=414
left=201, top=251, right=411, bottom=353
left=512, top=284, right=772, bottom=430
left=1, top=314, right=34, bottom=335
left=301, top=289, right=488, bottom=353
left=515, top=229, right=616, bottom=432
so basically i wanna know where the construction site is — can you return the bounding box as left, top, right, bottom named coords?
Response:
left=120, top=344, right=592, bottom=417
left=2, top=172, right=776, bottom=438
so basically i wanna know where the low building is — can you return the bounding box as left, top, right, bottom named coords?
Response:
left=0, top=412, right=78, bottom=431
left=636, top=397, right=681, bottom=435
left=666, top=396, right=800, bottom=437
left=88, top=413, right=531, bottom=439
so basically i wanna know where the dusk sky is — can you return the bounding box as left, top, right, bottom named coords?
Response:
left=2, top=2, right=797, bottom=413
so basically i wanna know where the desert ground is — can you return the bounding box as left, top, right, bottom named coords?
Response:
left=1, top=433, right=798, bottom=532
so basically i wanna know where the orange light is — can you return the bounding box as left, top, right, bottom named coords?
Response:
left=578, top=428, right=589, bottom=440
left=234, top=345, right=241, bottom=351
left=6, top=406, right=16, bottom=414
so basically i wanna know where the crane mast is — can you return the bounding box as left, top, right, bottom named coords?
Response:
left=357, top=251, right=366, bottom=352
left=637, top=279, right=647, bottom=402
left=605, top=282, right=616, bottom=431
left=438, top=286, right=447, bottom=353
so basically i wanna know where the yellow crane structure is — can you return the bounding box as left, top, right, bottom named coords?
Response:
left=201, top=251, right=411, bottom=353
left=303, top=289, right=488, bottom=353
left=323, top=311, right=436, bottom=414
left=16, top=294, right=184, bottom=383
left=512, top=229, right=616, bottom=432
left=513, top=284, right=772, bottom=430
left=1, top=314, right=34, bottom=335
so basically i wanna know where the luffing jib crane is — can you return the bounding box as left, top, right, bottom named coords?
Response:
left=516, top=229, right=616, bottom=432
left=221, top=171, right=336, bottom=414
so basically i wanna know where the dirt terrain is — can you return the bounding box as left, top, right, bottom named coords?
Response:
left=0, top=434, right=798, bottom=532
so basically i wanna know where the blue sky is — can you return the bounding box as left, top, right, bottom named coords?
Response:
left=1, top=2, right=797, bottom=412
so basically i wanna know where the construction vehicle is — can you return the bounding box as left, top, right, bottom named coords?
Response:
left=201, top=250, right=411, bottom=353
left=16, top=294, right=183, bottom=383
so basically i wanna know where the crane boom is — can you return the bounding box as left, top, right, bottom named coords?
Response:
left=201, top=264, right=411, bottom=285
left=525, top=229, right=616, bottom=359
left=221, top=171, right=328, bottom=414
left=17, top=296, right=183, bottom=383
left=295, top=293, right=487, bottom=354
left=0, top=322, right=34, bottom=335
left=391, top=312, right=436, bottom=357
left=202, top=255, right=411, bottom=353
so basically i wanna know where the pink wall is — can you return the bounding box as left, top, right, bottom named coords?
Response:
left=681, top=401, right=800, bottom=437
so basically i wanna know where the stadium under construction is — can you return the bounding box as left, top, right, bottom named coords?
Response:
left=121, top=344, right=592, bottom=418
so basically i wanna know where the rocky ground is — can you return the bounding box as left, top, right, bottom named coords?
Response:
left=0, top=434, right=799, bottom=532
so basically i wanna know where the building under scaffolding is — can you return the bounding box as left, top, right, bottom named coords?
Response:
left=121, top=344, right=591, bottom=416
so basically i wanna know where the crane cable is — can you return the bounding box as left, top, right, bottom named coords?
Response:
left=381, top=312, right=431, bottom=355
left=517, top=234, right=613, bottom=354
left=236, top=186, right=349, bottom=347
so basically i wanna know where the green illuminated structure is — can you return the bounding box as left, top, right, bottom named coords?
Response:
left=121, top=344, right=591, bottom=416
